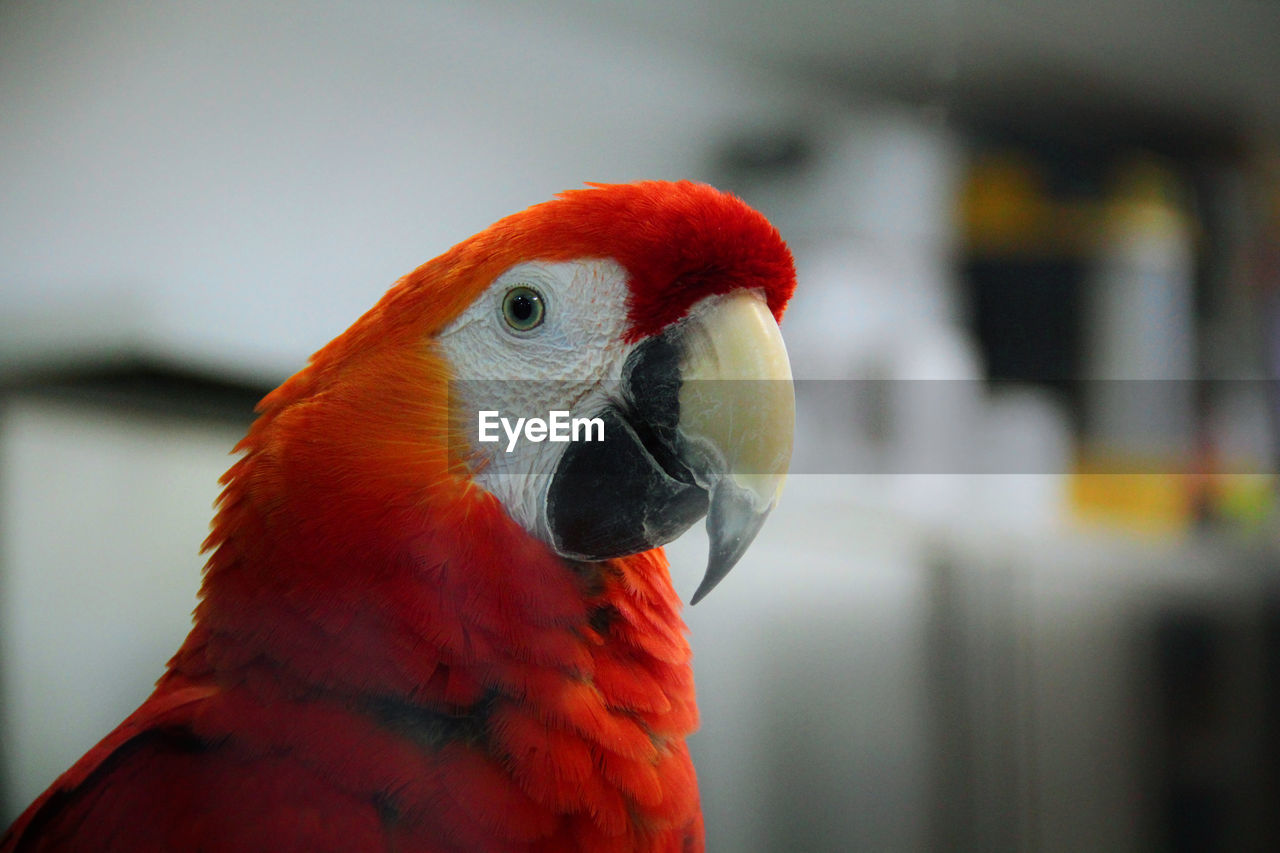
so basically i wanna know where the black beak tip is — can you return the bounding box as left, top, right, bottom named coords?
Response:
left=689, top=576, right=718, bottom=607
left=688, top=540, right=747, bottom=605
left=688, top=482, right=772, bottom=605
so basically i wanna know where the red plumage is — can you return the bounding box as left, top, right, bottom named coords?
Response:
left=2, top=181, right=794, bottom=852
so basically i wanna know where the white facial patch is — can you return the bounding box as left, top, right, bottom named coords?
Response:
left=435, top=258, right=634, bottom=543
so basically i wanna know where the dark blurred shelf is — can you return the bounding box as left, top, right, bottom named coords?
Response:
left=2, top=363, right=269, bottom=425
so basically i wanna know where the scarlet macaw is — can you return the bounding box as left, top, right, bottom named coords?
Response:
left=3, top=180, right=795, bottom=852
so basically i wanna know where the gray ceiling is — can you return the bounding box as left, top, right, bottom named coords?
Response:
left=571, top=0, right=1280, bottom=148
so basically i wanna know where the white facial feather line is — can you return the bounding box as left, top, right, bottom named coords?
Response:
left=435, top=258, right=634, bottom=542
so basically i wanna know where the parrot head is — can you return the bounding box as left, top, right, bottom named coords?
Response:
left=434, top=182, right=796, bottom=602
left=242, top=180, right=794, bottom=605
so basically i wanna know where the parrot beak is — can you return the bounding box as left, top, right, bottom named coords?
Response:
left=673, top=292, right=794, bottom=603
left=546, top=290, right=794, bottom=603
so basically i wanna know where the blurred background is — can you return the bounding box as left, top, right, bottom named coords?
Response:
left=3, top=0, right=1279, bottom=849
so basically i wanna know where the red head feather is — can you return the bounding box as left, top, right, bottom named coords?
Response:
left=317, top=180, right=794, bottom=363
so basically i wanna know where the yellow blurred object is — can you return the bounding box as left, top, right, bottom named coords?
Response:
left=1069, top=464, right=1192, bottom=535
left=1099, top=155, right=1196, bottom=248
left=1070, top=455, right=1276, bottom=534
left=960, top=152, right=1046, bottom=251
left=959, top=150, right=1099, bottom=257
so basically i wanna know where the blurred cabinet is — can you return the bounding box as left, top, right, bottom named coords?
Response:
left=939, top=529, right=1280, bottom=852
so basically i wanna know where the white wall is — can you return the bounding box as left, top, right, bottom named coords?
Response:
left=0, top=395, right=243, bottom=819
left=0, top=0, right=803, bottom=380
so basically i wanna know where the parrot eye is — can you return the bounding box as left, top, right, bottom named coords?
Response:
left=502, top=285, right=545, bottom=332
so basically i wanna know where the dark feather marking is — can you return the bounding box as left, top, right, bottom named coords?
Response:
left=588, top=603, right=619, bottom=638
left=361, top=690, right=496, bottom=752
left=561, top=558, right=610, bottom=597
left=372, top=791, right=403, bottom=845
